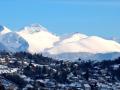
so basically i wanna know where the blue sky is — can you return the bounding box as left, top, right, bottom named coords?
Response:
left=0, top=0, right=120, bottom=37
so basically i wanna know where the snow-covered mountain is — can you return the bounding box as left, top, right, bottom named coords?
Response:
left=0, top=25, right=11, bottom=35
left=44, top=34, right=120, bottom=60
left=17, top=24, right=59, bottom=53
left=0, top=24, right=120, bottom=61
left=0, top=32, right=29, bottom=52
left=47, top=35, right=120, bottom=55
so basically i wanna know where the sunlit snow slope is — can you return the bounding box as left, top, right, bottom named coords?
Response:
left=18, top=24, right=59, bottom=53
left=47, top=35, right=120, bottom=55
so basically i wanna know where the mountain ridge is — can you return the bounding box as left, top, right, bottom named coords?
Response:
left=0, top=24, right=120, bottom=61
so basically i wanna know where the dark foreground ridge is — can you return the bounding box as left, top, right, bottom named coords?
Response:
left=0, top=52, right=120, bottom=90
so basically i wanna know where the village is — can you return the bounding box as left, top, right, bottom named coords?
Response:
left=0, top=52, right=120, bottom=90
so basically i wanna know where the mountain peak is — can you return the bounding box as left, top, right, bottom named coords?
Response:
left=71, top=32, right=88, bottom=38
left=61, top=32, right=88, bottom=39
left=30, top=23, right=44, bottom=27
left=20, top=24, right=48, bottom=34
left=60, top=32, right=88, bottom=44
left=0, top=25, right=11, bottom=35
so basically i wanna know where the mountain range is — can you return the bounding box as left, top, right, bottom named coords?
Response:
left=0, top=24, right=120, bottom=61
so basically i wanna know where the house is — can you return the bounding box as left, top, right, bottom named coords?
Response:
left=84, top=84, right=91, bottom=90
